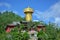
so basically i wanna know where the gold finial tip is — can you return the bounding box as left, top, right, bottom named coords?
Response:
left=24, top=6, right=33, bottom=13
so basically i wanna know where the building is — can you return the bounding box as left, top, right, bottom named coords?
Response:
left=5, top=24, right=15, bottom=33
left=37, top=24, right=45, bottom=32
left=5, top=21, right=20, bottom=33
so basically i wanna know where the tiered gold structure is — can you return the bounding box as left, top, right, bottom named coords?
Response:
left=24, top=7, right=33, bottom=22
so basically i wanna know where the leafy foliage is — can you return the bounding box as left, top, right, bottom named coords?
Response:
left=0, top=11, right=60, bottom=40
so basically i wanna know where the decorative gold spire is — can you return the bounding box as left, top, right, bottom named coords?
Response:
left=24, top=6, right=34, bottom=22
left=24, top=6, right=33, bottom=13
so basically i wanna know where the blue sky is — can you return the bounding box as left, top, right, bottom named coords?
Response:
left=0, top=0, right=60, bottom=25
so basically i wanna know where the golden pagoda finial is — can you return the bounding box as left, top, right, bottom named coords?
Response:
left=24, top=6, right=34, bottom=22
left=24, top=6, right=33, bottom=13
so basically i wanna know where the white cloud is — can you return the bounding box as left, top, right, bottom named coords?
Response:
left=55, top=17, right=60, bottom=24
left=33, top=1, right=60, bottom=25
left=0, top=2, right=11, bottom=8
left=55, top=17, right=60, bottom=26
left=33, top=20, right=39, bottom=22
left=47, top=2, right=60, bottom=18
left=13, top=10, right=19, bottom=14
